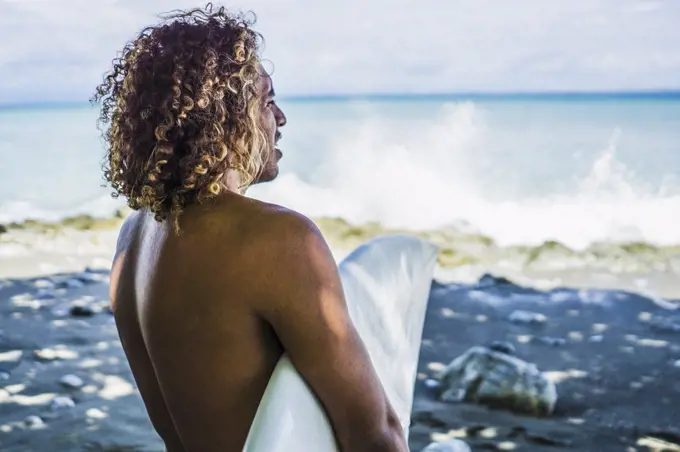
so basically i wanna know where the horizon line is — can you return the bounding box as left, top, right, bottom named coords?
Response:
left=1, top=89, right=679, bottom=110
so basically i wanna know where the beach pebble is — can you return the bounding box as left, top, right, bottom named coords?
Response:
left=63, top=279, right=85, bottom=289
left=566, top=331, right=583, bottom=341
left=468, top=290, right=505, bottom=306
left=421, top=439, right=471, bottom=452
left=592, top=323, right=608, bottom=333
left=673, top=360, right=680, bottom=369
left=438, top=346, right=557, bottom=416
left=69, top=305, right=95, bottom=317
left=589, top=335, right=604, bottom=343
left=86, top=408, right=108, bottom=419
left=0, top=350, right=23, bottom=362
left=75, top=272, right=102, bottom=284
left=477, top=273, right=513, bottom=287
left=637, top=436, right=680, bottom=451
left=35, top=291, right=56, bottom=301
left=59, top=374, right=84, bottom=389
left=548, top=291, right=573, bottom=303
left=638, top=312, right=653, bottom=322
left=9, top=293, right=32, bottom=304
left=35, top=347, right=78, bottom=361
left=536, top=336, right=566, bottom=347
left=50, top=396, right=76, bottom=410
left=51, top=307, right=69, bottom=317
left=508, top=310, right=547, bottom=325
left=33, top=279, right=55, bottom=289
left=0, top=371, right=9, bottom=380
left=424, top=379, right=440, bottom=389
left=24, top=415, right=44, bottom=429
left=647, top=316, right=680, bottom=333
left=489, top=341, right=516, bottom=355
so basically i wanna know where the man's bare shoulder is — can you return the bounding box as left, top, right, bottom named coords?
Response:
left=202, top=194, right=325, bottom=255
left=114, top=210, right=143, bottom=255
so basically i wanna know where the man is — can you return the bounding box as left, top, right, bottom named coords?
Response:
left=93, top=5, right=408, bottom=452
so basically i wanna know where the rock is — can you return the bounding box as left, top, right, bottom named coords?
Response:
left=51, top=307, right=69, bottom=317
left=33, top=279, right=56, bottom=289
left=509, top=310, right=547, bottom=325
left=588, top=335, right=604, bottom=343
left=478, top=273, right=513, bottom=287
left=0, top=350, right=23, bottom=362
left=34, top=348, right=78, bottom=361
left=59, top=374, right=84, bottom=389
left=648, top=316, right=680, bottom=333
left=637, top=436, right=680, bottom=451
left=438, top=346, right=557, bottom=416
left=421, top=439, right=471, bottom=452
left=0, top=224, right=7, bottom=234
left=86, top=408, right=108, bottom=419
left=64, top=279, right=85, bottom=289
left=75, top=272, right=101, bottom=284
left=424, top=379, right=440, bottom=389
left=50, top=396, right=76, bottom=410
left=411, top=411, right=448, bottom=429
left=523, top=432, right=573, bottom=447
left=548, top=291, right=573, bottom=303
left=70, top=305, right=95, bottom=317
left=673, top=360, right=680, bottom=369
left=488, top=341, right=516, bottom=355
left=536, top=336, right=566, bottom=347
left=35, top=291, right=56, bottom=301
left=24, top=415, right=45, bottom=429
left=0, top=371, right=9, bottom=380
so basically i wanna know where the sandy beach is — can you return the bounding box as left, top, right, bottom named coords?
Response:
left=1, top=215, right=680, bottom=451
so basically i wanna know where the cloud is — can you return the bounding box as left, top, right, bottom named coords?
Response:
left=0, top=0, right=678, bottom=103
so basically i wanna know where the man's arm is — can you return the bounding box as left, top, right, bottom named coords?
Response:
left=253, top=212, right=408, bottom=452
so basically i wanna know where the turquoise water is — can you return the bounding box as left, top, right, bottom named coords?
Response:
left=1, top=94, right=679, bottom=248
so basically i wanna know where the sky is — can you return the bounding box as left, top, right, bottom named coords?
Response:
left=0, top=0, right=679, bottom=104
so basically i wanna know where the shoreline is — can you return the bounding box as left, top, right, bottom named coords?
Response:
left=2, top=212, right=680, bottom=298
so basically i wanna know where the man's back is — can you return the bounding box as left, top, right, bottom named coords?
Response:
left=111, top=196, right=289, bottom=451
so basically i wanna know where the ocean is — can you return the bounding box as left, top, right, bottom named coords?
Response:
left=1, top=94, right=679, bottom=250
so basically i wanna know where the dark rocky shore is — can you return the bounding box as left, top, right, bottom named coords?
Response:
left=1, top=268, right=679, bottom=451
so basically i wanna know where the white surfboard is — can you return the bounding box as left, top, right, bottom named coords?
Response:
left=244, top=234, right=438, bottom=451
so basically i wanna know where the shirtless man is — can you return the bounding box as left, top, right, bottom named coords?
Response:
left=93, top=5, right=408, bottom=452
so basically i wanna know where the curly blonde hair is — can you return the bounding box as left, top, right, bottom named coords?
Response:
left=91, top=4, right=269, bottom=228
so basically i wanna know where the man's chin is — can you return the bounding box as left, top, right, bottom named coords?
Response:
left=254, top=166, right=279, bottom=184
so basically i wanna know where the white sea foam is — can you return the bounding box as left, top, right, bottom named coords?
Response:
left=250, top=102, right=680, bottom=249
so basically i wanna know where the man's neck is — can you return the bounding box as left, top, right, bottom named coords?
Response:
left=223, top=169, right=246, bottom=194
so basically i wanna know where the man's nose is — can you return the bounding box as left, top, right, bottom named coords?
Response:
left=276, top=106, right=287, bottom=127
